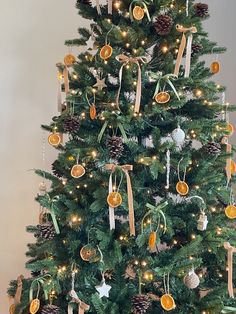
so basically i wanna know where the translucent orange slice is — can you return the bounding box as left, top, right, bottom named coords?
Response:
left=64, top=54, right=76, bottom=66
left=133, top=6, right=145, bottom=20
left=149, top=231, right=157, bottom=250
left=155, top=92, right=170, bottom=104
left=90, top=104, right=96, bottom=120
left=225, top=204, right=236, bottom=219
left=231, top=160, right=236, bottom=175
left=30, top=299, right=40, bottom=314
left=226, top=123, right=234, bottom=137
left=71, top=164, right=86, bottom=178
left=48, top=133, right=61, bottom=147
left=100, top=45, right=113, bottom=60
left=107, top=192, right=122, bottom=208
left=210, top=61, right=220, bottom=74
left=160, top=294, right=175, bottom=311
left=176, top=181, right=189, bottom=196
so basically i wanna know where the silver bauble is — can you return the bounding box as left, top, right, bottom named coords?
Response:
left=171, top=126, right=185, bottom=146
left=184, top=269, right=200, bottom=289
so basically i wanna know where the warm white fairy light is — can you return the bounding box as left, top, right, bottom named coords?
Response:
left=91, top=150, right=97, bottom=158
left=162, top=46, right=168, bottom=53
left=141, top=261, right=147, bottom=267
left=191, top=234, right=196, bottom=240
left=114, top=1, right=121, bottom=9
left=122, top=31, right=127, bottom=37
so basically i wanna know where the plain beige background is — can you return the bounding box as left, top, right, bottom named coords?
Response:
left=0, top=0, right=235, bottom=312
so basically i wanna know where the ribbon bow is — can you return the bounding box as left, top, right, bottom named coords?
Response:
left=68, top=290, right=90, bottom=314
left=116, top=54, right=148, bottom=113
left=105, top=164, right=135, bottom=236
left=224, top=242, right=236, bottom=298
left=148, top=72, right=180, bottom=100
left=129, top=0, right=151, bottom=21
left=174, top=24, right=197, bottom=78
left=141, top=201, right=168, bottom=233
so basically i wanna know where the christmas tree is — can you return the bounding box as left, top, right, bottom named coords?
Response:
left=8, top=0, right=236, bottom=313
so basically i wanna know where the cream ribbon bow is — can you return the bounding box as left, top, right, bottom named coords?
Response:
left=106, top=164, right=135, bottom=236
left=68, top=290, right=90, bottom=314
left=224, top=242, right=236, bottom=298
left=116, top=54, right=148, bottom=113
left=174, top=24, right=197, bottom=78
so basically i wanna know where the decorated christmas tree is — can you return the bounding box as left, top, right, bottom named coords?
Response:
left=8, top=0, right=236, bottom=313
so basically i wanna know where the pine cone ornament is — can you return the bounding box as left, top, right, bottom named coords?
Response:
left=52, top=160, right=63, bottom=178
left=131, top=295, right=151, bottom=314
left=63, top=115, right=80, bottom=133
left=31, top=270, right=41, bottom=278
left=41, top=304, right=60, bottom=314
left=106, top=136, right=124, bottom=160
left=154, top=15, right=173, bottom=35
left=202, top=142, right=221, bottom=155
left=35, top=222, right=56, bottom=240
left=194, top=3, right=209, bottom=18
left=191, top=43, right=203, bottom=56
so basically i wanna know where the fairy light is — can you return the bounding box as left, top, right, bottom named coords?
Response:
left=147, top=219, right=151, bottom=224
left=139, top=158, right=144, bottom=163
left=114, top=1, right=121, bottom=9
left=176, top=39, right=180, bottom=43
left=170, top=3, right=174, bottom=8
left=191, top=234, right=196, bottom=240
left=189, top=256, right=193, bottom=260
left=62, top=178, right=67, bottom=185
left=119, top=235, right=124, bottom=241
left=208, top=248, right=212, bottom=253
left=91, top=150, right=97, bottom=158
left=162, top=45, right=168, bottom=53
left=143, top=272, right=153, bottom=280
left=122, top=31, right=127, bottom=37
left=125, top=43, right=130, bottom=48
left=211, top=207, right=216, bottom=212
left=81, top=112, right=86, bottom=118
left=84, top=184, right=88, bottom=188
left=133, top=49, right=137, bottom=54
left=107, top=18, right=112, bottom=23
left=134, top=260, right=139, bottom=265
left=71, top=215, right=81, bottom=223
left=57, top=72, right=63, bottom=80
left=72, top=74, right=78, bottom=79
left=195, top=185, right=200, bottom=190
left=152, top=156, right=157, bottom=160
left=141, top=261, right=147, bottom=267
left=218, top=273, right=223, bottom=278
left=126, top=64, right=130, bottom=69
left=69, top=191, right=73, bottom=194
left=104, top=60, right=108, bottom=65
left=133, top=81, right=137, bottom=86
left=89, top=174, right=93, bottom=178
left=173, top=239, right=178, bottom=245
left=141, top=40, right=145, bottom=45
left=175, top=49, right=179, bottom=54
left=216, top=227, right=222, bottom=235
left=71, top=89, right=76, bottom=95
left=194, top=89, right=203, bottom=97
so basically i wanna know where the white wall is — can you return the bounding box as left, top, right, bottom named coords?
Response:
left=0, top=0, right=235, bottom=312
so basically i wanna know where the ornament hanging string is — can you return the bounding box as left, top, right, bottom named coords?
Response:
left=224, top=242, right=236, bottom=298
left=163, top=272, right=170, bottom=295
left=148, top=72, right=180, bottom=100
left=166, top=149, right=170, bottom=189
left=107, top=171, right=123, bottom=230
left=129, top=0, right=151, bottom=21
left=68, top=270, right=90, bottom=314
left=106, top=164, right=135, bottom=236
left=174, top=24, right=197, bottom=78
left=115, top=54, right=148, bottom=113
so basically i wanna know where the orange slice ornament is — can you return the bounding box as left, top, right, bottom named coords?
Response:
left=71, top=164, right=86, bottom=178
left=29, top=298, right=40, bottom=314
left=225, top=204, right=236, bottom=219
left=176, top=181, right=189, bottom=196
left=160, top=294, right=176, bottom=311
left=155, top=91, right=170, bottom=104
left=48, top=132, right=61, bottom=147
left=90, top=104, right=97, bottom=120
left=64, top=54, right=76, bottom=67
left=80, top=244, right=101, bottom=262
left=210, top=61, right=220, bottom=74
left=107, top=192, right=123, bottom=208
left=226, top=123, right=235, bottom=137
left=9, top=304, right=15, bottom=314
left=100, top=45, right=113, bottom=60
left=133, top=6, right=145, bottom=20
left=148, top=231, right=157, bottom=251
left=231, top=160, right=236, bottom=175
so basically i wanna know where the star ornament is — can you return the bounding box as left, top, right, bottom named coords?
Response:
left=95, top=281, right=111, bottom=298
left=93, top=77, right=107, bottom=91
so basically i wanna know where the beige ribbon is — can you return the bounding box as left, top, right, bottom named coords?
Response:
left=108, top=0, right=112, bottom=14
left=15, top=275, right=23, bottom=304
left=224, top=242, right=236, bottom=298
left=116, top=54, right=147, bottom=113
left=174, top=24, right=197, bottom=78
left=106, top=164, right=135, bottom=236
left=63, top=67, right=70, bottom=94
left=226, top=140, right=232, bottom=185
left=68, top=290, right=90, bottom=314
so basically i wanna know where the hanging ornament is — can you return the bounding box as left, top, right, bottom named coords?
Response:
left=80, top=244, right=101, bottom=262
left=35, top=221, right=56, bottom=240
left=63, top=115, right=80, bottom=133
left=174, top=24, right=197, bottom=78
left=131, top=294, right=151, bottom=313
left=41, top=305, right=60, bottom=314
left=29, top=299, right=40, bottom=314
left=226, top=123, right=234, bottom=137
left=171, top=126, right=185, bottom=147
left=148, top=231, right=157, bottom=251
left=224, top=242, right=236, bottom=298
left=71, top=154, right=85, bottom=178
left=100, top=44, right=113, bottom=60
left=38, top=181, right=47, bottom=196
left=106, top=164, right=135, bottom=235
left=160, top=273, right=176, bottom=311
left=129, top=1, right=151, bottom=22
left=231, top=160, right=236, bottom=175
left=184, top=269, right=200, bottom=289
left=48, top=131, right=61, bottom=147
left=29, top=280, right=41, bottom=314
left=133, top=6, right=144, bottom=20
left=194, top=2, right=209, bottom=18
left=86, top=92, right=97, bottom=120
left=9, top=275, right=23, bottom=314
left=202, top=141, right=221, bottom=156
left=106, top=136, right=124, bottom=161
left=176, top=158, right=189, bottom=196
left=64, top=53, right=76, bottom=67
left=154, top=14, right=173, bottom=35
left=155, top=91, right=170, bottom=104
left=95, top=273, right=112, bottom=298
left=211, top=60, right=220, bottom=74
left=93, top=77, right=107, bottom=91
left=197, top=211, right=208, bottom=231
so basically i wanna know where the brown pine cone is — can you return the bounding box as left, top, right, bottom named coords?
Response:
left=41, top=305, right=60, bottom=314
left=106, top=136, right=124, bottom=161
left=154, top=15, right=173, bottom=36
left=63, top=115, right=80, bottom=134
left=191, top=43, right=203, bottom=56
left=194, top=3, right=209, bottom=18
left=202, top=142, right=221, bottom=155
left=131, top=295, right=151, bottom=314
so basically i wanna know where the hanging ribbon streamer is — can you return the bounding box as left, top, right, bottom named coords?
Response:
left=129, top=0, right=151, bottom=21
left=186, top=0, right=189, bottom=17
left=148, top=72, right=180, bottom=100
left=116, top=54, right=148, bottom=113
left=57, top=75, right=63, bottom=112
left=29, top=275, right=51, bottom=302
left=108, top=0, right=112, bottom=14
left=224, top=242, right=236, bottom=298
left=63, top=66, right=70, bottom=94
left=68, top=272, right=90, bottom=314
left=11, top=275, right=23, bottom=306
left=174, top=24, right=197, bottom=78
left=97, top=121, right=128, bottom=143
left=105, top=164, right=135, bottom=236
left=166, top=149, right=170, bottom=189
left=141, top=201, right=168, bottom=233
left=95, top=0, right=101, bottom=14
left=48, top=195, right=60, bottom=234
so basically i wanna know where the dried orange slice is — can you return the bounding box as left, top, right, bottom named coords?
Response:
left=176, top=181, right=189, bottom=196
left=107, top=192, right=122, bottom=208
left=231, top=160, right=236, bottom=175
left=226, top=123, right=234, bottom=137
left=9, top=304, right=15, bottom=314
left=71, top=164, right=86, bottom=178
left=64, top=54, right=76, bottom=66
left=160, top=294, right=175, bottom=311
left=100, top=45, right=113, bottom=60
left=80, top=244, right=100, bottom=262
left=133, top=6, right=145, bottom=20
left=48, top=133, right=61, bottom=147
left=225, top=204, right=236, bottom=219
left=90, top=104, right=96, bottom=120
left=29, top=298, right=40, bottom=314
left=155, top=91, right=170, bottom=104
left=148, top=231, right=157, bottom=250
left=210, top=61, right=220, bottom=74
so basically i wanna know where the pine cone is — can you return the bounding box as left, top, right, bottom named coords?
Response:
left=131, top=295, right=151, bottom=314
left=154, top=15, right=173, bottom=35
left=52, top=160, right=63, bottom=178
left=35, top=222, right=56, bottom=240
left=194, top=3, right=209, bottom=18
left=41, top=304, right=60, bottom=314
left=202, top=142, right=221, bottom=155
left=63, top=115, right=80, bottom=133
left=76, top=0, right=92, bottom=6
left=31, top=270, right=42, bottom=278
left=106, top=136, right=124, bottom=160
left=191, top=43, right=203, bottom=56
